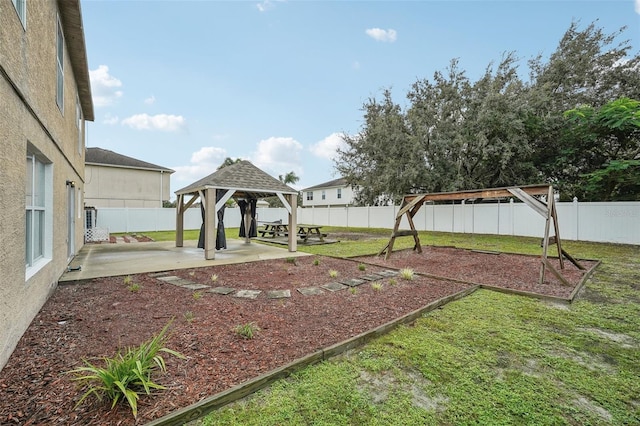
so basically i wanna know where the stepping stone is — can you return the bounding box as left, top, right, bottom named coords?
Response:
left=181, top=283, right=210, bottom=291
left=148, top=272, right=170, bottom=278
left=360, top=274, right=383, bottom=281
left=340, top=278, right=365, bottom=287
left=235, top=289, right=261, bottom=299
left=267, top=290, right=291, bottom=299
left=209, top=286, right=235, bottom=295
left=157, top=276, right=195, bottom=286
left=378, top=270, right=399, bottom=277
left=321, top=282, right=347, bottom=292
left=297, top=287, right=324, bottom=296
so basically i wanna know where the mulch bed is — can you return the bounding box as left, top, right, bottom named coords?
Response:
left=0, top=247, right=597, bottom=425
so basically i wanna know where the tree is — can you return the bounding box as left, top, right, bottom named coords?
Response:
left=336, top=89, right=418, bottom=205
left=217, top=157, right=242, bottom=170
left=526, top=22, right=640, bottom=198
left=563, top=97, right=640, bottom=200
left=267, top=171, right=300, bottom=207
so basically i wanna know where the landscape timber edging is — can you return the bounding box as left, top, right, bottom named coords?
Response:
left=144, top=285, right=479, bottom=426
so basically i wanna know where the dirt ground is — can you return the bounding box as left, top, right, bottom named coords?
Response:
left=0, top=243, right=596, bottom=425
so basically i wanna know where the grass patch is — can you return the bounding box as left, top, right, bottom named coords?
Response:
left=195, top=234, right=640, bottom=425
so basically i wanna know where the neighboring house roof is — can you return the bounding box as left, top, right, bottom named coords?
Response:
left=58, top=0, right=94, bottom=121
left=85, top=147, right=174, bottom=173
left=303, top=177, right=348, bottom=191
left=175, top=160, right=298, bottom=199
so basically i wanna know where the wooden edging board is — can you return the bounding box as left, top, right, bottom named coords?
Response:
left=144, top=285, right=479, bottom=426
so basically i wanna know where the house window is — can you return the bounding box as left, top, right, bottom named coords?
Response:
left=306, top=191, right=313, bottom=201
left=26, top=151, right=51, bottom=273
left=337, top=188, right=342, bottom=199
left=12, top=0, right=26, bottom=28
left=321, top=190, right=326, bottom=200
left=56, top=15, right=64, bottom=112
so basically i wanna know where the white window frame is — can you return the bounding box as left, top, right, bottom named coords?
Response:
left=12, top=0, right=26, bottom=29
left=56, top=15, right=64, bottom=112
left=26, top=150, right=53, bottom=280
left=306, top=191, right=313, bottom=201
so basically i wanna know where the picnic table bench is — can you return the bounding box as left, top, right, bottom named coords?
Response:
left=257, top=222, right=327, bottom=243
left=258, top=221, right=288, bottom=238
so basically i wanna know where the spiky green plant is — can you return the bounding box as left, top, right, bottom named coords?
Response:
left=399, top=268, right=415, bottom=280
left=68, top=321, right=184, bottom=419
left=123, top=275, right=132, bottom=285
left=234, top=322, right=260, bottom=339
left=211, top=274, right=218, bottom=282
left=358, top=263, right=366, bottom=271
left=371, top=282, right=383, bottom=291
left=313, top=258, right=320, bottom=266
left=329, top=269, right=339, bottom=278
left=127, top=283, right=140, bottom=292
left=192, top=291, right=203, bottom=300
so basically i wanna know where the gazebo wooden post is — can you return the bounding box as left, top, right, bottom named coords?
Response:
left=287, top=193, right=297, bottom=252
left=204, top=187, right=216, bottom=260
left=175, top=194, right=184, bottom=247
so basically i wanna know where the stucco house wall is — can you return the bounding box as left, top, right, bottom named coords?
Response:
left=0, top=0, right=93, bottom=371
left=84, top=148, right=174, bottom=208
left=302, top=177, right=355, bottom=207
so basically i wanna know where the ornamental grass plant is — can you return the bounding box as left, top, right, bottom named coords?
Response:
left=68, top=321, right=184, bottom=418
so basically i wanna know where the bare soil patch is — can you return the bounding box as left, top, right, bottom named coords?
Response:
left=0, top=246, right=596, bottom=425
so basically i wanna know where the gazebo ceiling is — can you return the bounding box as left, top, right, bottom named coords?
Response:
left=174, top=160, right=298, bottom=199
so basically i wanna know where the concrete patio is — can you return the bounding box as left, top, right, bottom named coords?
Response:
left=59, top=239, right=311, bottom=282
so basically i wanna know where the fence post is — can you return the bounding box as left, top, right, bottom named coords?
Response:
left=510, top=198, right=514, bottom=236
left=573, top=197, right=579, bottom=241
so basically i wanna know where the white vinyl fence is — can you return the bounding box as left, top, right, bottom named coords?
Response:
left=89, top=199, right=640, bottom=245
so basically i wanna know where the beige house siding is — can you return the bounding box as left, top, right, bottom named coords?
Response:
left=0, top=0, right=93, bottom=371
left=85, top=164, right=172, bottom=208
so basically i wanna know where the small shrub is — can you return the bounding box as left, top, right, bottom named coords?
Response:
left=358, top=263, right=366, bottom=271
left=123, top=275, right=132, bottom=285
left=127, top=283, right=140, bottom=293
left=188, top=271, right=195, bottom=277
left=68, top=321, right=184, bottom=419
left=192, top=291, right=203, bottom=300
left=389, top=278, right=398, bottom=286
left=285, top=257, right=297, bottom=265
left=313, top=258, right=320, bottom=266
left=349, top=287, right=358, bottom=295
left=371, top=282, right=383, bottom=292
left=211, top=274, right=218, bottom=282
left=235, top=322, right=260, bottom=339
left=399, top=268, right=415, bottom=281
left=184, top=311, right=195, bottom=323
left=329, top=269, right=339, bottom=278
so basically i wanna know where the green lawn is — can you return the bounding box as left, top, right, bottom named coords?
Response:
left=138, top=229, right=640, bottom=425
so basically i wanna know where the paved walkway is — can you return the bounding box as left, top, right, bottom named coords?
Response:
left=60, top=239, right=310, bottom=282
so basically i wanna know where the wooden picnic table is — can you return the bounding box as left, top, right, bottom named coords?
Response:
left=296, top=224, right=326, bottom=242
left=258, top=221, right=288, bottom=238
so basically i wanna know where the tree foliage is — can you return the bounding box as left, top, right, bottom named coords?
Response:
left=334, top=21, right=640, bottom=204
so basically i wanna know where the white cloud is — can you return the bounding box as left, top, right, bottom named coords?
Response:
left=365, top=28, right=397, bottom=43
left=172, top=147, right=228, bottom=186
left=89, top=65, right=123, bottom=107
left=121, top=113, right=186, bottom=132
left=102, top=113, right=119, bottom=125
left=144, top=95, right=156, bottom=105
left=250, top=136, right=303, bottom=176
left=309, top=133, right=346, bottom=160
left=257, top=0, right=285, bottom=12
left=636, top=0, right=640, bottom=14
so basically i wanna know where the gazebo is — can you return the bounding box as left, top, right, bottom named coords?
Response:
left=174, top=160, right=299, bottom=259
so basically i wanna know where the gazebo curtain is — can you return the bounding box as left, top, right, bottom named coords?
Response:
left=197, top=189, right=227, bottom=250
left=238, top=198, right=257, bottom=238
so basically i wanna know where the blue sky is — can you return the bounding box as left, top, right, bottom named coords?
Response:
left=81, top=0, right=640, bottom=199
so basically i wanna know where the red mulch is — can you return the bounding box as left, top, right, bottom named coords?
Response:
left=0, top=247, right=596, bottom=425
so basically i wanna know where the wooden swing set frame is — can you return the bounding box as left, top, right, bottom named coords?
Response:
left=378, top=184, right=585, bottom=285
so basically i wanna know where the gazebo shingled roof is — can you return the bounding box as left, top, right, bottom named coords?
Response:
left=175, top=160, right=297, bottom=199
